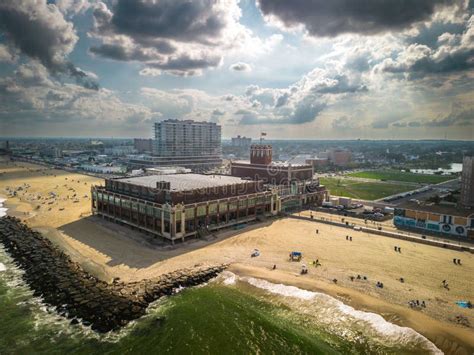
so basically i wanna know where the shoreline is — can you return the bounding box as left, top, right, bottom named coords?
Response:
left=0, top=216, right=228, bottom=333
left=1, top=159, right=473, bottom=353
left=229, top=263, right=474, bottom=354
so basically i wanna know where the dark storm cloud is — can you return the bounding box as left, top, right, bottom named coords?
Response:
left=90, top=0, right=240, bottom=75
left=90, top=44, right=160, bottom=62
left=0, top=0, right=99, bottom=90
left=146, top=55, right=222, bottom=73
left=110, top=0, right=226, bottom=44
left=382, top=48, right=474, bottom=77
left=66, top=63, right=99, bottom=91
left=257, top=0, right=459, bottom=37
left=406, top=22, right=466, bottom=47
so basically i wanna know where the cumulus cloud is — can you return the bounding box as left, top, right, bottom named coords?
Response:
left=229, top=62, right=252, bottom=72
left=377, top=14, right=474, bottom=78
left=257, top=0, right=463, bottom=37
left=237, top=61, right=372, bottom=126
left=90, top=0, right=253, bottom=76
left=0, top=0, right=99, bottom=90
left=0, top=44, right=15, bottom=63
left=0, top=61, right=157, bottom=135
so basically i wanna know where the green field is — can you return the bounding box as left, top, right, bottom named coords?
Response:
left=320, top=177, right=415, bottom=201
left=347, top=170, right=454, bottom=184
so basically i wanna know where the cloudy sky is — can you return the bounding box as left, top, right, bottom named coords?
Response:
left=0, top=0, right=473, bottom=139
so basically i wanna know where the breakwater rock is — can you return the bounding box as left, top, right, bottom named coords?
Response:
left=0, top=216, right=227, bottom=333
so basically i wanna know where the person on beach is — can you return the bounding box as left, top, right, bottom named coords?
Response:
left=272, top=264, right=276, bottom=270
left=457, top=259, right=461, bottom=265
left=453, top=258, right=457, bottom=264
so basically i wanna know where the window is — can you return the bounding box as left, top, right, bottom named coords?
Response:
left=208, top=203, right=218, bottom=214
left=146, top=205, right=154, bottom=216
left=185, top=208, right=195, bottom=220
left=219, top=202, right=228, bottom=212
left=197, top=205, right=207, bottom=217
left=229, top=201, right=238, bottom=211
left=154, top=207, right=161, bottom=218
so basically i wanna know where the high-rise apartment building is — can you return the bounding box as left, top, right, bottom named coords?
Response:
left=231, top=135, right=252, bottom=147
left=127, top=119, right=222, bottom=171
left=461, top=155, right=474, bottom=208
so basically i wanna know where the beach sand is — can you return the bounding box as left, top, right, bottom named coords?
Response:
left=1, top=158, right=473, bottom=353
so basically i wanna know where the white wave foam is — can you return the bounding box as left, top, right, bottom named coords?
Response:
left=221, top=271, right=237, bottom=285
left=244, top=277, right=316, bottom=301
left=227, top=272, right=442, bottom=354
left=0, top=197, right=7, bottom=217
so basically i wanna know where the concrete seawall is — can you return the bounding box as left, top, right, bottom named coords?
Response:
left=0, top=216, right=227, bottom=332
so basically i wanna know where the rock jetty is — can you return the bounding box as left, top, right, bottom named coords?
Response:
left=0, top=216, right=227, bottom=333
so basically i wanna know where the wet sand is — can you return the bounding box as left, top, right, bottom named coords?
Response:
left=1, top=158, right=473, bottom=353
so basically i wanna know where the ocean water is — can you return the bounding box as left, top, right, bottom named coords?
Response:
left=0, top=248, right=441, bottom=355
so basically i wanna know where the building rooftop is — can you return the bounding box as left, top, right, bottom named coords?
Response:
left=231, top=160, right=311, bottom=168
left=115, top=173, right=252, bottom=191
left=398, top=201, right=474, bottom=218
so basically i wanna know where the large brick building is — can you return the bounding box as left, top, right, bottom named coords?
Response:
left=230, top=144, right=314, bottom=185
left=92, top=172, right=327, bottom=243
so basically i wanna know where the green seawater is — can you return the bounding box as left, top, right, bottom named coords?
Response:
left=0, top=250, right=437, bottom=355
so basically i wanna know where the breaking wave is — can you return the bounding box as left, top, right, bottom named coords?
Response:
left=220, top=272, right=442, bottom=354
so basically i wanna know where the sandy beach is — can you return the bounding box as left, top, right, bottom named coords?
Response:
left=1, top=158, right=473, bottom=353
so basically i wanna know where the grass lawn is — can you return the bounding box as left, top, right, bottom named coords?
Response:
left=320, top=177, right=415, bottom=201
left=346, top=170, right=454, bottom=184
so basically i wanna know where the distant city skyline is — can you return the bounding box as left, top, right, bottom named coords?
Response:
left=0, top=0, right=473, bottom=140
